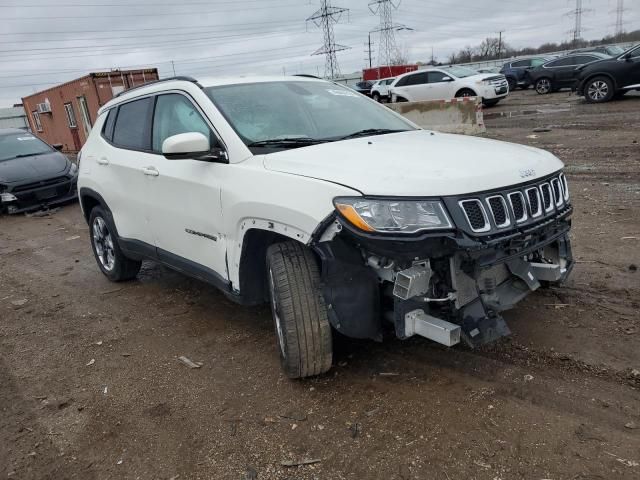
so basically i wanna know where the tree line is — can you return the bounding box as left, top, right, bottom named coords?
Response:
left=444, top=29, right=640, bottom=64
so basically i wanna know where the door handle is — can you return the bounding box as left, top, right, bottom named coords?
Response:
left=97, top=157, right=109, bottom=165
left=142, top=166, right=159, bottom=177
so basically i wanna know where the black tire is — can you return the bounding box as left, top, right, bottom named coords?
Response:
left=372, top=92, right=381, bottom=102
left=89, top=206, right=141, bottom=282
left=482, top=98, right=500, bottom=107
left=266, top=241, right=332, bottom=379
left=455, top=88, right=477, bottom=98
left=584, top=76, right=614, bottom=103
left=535, top=77, right=553, bottom=95
left=507, top=77, right=517, bottom=91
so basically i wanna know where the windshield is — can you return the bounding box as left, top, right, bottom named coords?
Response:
left=442, top=66, right=478, bottom=78
left=608, top=46, right=625, bottom=55
left=0, top=132, right=53, bottom=162
left=205, top=81, right=414, bottom=150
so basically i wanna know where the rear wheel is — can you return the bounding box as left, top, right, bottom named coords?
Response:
left=89, top=206, right=141, bottom=282
left=266, top=241, right=333, bottom=379
left=585, top=76, right=614, bottom=103
left=535, top=78, right=552, bottom=95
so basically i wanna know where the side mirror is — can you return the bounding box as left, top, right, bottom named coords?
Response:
left=162, top=132, right=228, bottom=163
left=442, top=76, right=453, bottom=82
left=52, top=143, right=63, bottom=151
left=624, top=53, right=633, bottom=62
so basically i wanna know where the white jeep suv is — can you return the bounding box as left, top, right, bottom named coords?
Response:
left=390, top=66, right=509, bottom=107
left=78, top=75, right=573, bottom=378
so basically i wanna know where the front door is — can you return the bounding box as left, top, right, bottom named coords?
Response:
left=144, top=92, right=228, bottom=281
left=625, top=47, right=640, bottom=86
left=426, top=71, right=456, bottom=100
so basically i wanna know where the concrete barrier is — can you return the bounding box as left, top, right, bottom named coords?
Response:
left=388, top=97, right=485, bottom=135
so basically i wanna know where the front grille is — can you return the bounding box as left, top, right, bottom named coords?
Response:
left=460, top=200, right=489, bottom=232
left=526, top=187, right=542, bottom=217
left=540, top=183, right=553, bottom=212
left=12, top=176, right=68, bottom=193
left=551, top=178, right=563, bottom=207
left=457, top=173, right=569, bottom=234
left=487, top=195, right=509, bottom=227
left=508, top=192, right=527, bottom=223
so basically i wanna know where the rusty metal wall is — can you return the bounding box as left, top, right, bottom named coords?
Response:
left=21, top=69, right=159, bottom=153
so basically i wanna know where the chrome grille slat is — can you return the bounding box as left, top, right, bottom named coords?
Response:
left=459, top=174, right=568, bottom=234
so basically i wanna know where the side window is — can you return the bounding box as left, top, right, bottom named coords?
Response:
left=102, top=109, right=117, bottom=141
left=427, top=71, right=451, bottom=83
left=152, top=93, right=216, bottom=153
left=112, top=97, right=153, bottom=150
left=404, top=72, right=428, bottom=86
left=511, top=60, right=531, bottom=68
left=548, top=57, right=574, bottom=67
left=531, top=58, right=547, bottom=67
left=581, top=56, right=599, bottom=63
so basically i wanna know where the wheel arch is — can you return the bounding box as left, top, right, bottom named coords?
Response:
left=234, top=221, right=317, bottom=306
left=455, top=87, right=477, bottom=97
left=79, top=187, right=111, bottom=224
left=582, top=72, right=618, bottom=92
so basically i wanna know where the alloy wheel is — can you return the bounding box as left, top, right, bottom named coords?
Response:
left=92, top=217, right=115, bottom=271
left=269, top=267, right=286, bottom=358
left=536, top=79, right=551, bottom=94
left=587, top=80, right=609, bottom=101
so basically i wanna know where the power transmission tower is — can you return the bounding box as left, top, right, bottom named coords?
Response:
left=568, top=0, right=586, bottom=43
left=614, top=0, right=625, bottom=40
left=368, top=0, right=410, bottom=66
left=307, top=1, right=350, bottom=79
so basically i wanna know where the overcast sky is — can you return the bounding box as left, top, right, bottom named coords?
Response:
left=1, top=0, right=638, bottom=106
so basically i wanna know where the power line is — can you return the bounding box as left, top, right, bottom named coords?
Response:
left=567, top=0, right=587, bottom=43
left=307, top=0, right=351, bottom=79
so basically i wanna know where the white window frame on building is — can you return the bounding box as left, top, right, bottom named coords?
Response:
left=32, top=111, right=42, bottom=132
left=64, top=103, right=77, bottom=128
left=76, top=95, right=92, bottom=136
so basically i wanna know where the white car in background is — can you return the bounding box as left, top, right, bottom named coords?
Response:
left=389, top=66, right=509, bottom=107
left=370, top=77, right=396, bottom=102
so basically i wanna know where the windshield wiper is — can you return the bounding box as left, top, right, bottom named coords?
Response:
left=247, top=137, right=327, bottom=148
left=336, top=128, right=409, bottom=140
left=9, top=153, right=38, bottom=159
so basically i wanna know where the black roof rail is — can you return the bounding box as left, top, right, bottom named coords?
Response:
left=114, top=76, right=202, bottom=98
left=293, top=74, right=323, bottom=79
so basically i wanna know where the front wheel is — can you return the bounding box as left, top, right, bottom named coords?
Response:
left=372, top=92, right=381, bottom=102
left=585, top=76, right=614, bottom=103
left=266, top=241, right=333, bottom=379
left=455, top=89, right=477, bottom=98
left=507, top=77, right=516, bottom=91
left=89, top=206, right=141, bottom=282
left=535, top=78, right=552, bottom=95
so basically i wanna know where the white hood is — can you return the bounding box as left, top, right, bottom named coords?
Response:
left=262, top=130, right=564, bottom=196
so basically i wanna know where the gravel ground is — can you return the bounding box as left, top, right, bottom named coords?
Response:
left=1, top=89, right=639, bottom=480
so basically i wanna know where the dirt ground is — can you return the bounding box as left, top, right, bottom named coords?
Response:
left=1, top=89, right=639, bottom=480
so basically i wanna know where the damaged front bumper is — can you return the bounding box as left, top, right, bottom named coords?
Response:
left=313, top=205, right=573, bottom=348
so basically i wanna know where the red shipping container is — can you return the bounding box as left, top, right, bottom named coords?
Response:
left=362, top=65, right=419, bottom=81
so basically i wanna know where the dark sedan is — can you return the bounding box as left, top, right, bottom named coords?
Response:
left=351, top=80, right=374, bottom=96
left=527, top=52, right=610, bottom=94
left=0, top=129, right=78, bottom=214
left=576, top=44, right=640, bottom=103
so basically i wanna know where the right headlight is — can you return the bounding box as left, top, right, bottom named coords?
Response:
left=334, top=197, right=453, bottom=234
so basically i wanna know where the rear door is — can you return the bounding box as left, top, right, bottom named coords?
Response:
left=144, top=92, right=228, bottom=280
left=99, top=96, right=156, bottom=246
left=394, top=72, right=429, bottom=101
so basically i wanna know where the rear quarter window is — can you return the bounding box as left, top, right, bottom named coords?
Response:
left=111, top=97, right=154, bottom=151
left=101, top=109, right=117, bottom=141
